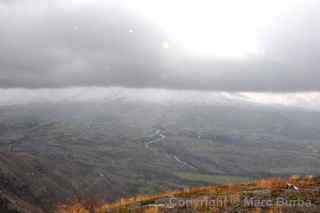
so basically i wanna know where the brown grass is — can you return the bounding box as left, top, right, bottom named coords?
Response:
left=55, top=176, right=320, bottom=213
left=255, top=178, right=287, bottom=189
left=142, top=207, right=161, bottom=213
left=56, top=203, right=90, bottom=213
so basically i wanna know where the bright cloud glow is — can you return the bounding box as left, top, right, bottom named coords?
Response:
left=126, top=0, right=302, bottom=59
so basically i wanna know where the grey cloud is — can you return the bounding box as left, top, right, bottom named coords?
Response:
left=0, top=0, right=319, bottom=91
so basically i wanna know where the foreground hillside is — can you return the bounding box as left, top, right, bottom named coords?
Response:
left=57, top=176, right=320, bottom=213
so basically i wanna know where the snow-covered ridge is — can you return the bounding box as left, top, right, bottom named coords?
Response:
left=0, top=87, right=319, bottom=111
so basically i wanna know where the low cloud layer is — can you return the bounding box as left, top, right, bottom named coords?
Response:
left=1, top=87, right=320, bottom=111
left=0, top=0, right=319, bottom=91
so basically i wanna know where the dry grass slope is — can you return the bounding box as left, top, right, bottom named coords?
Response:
left=56, top=176, right=320, bottom=213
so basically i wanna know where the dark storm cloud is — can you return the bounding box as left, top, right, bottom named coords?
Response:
left=0, top=0, right=319, bottom=91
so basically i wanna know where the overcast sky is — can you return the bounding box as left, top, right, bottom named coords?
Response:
left=0, top=0, right=319, bottom=91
